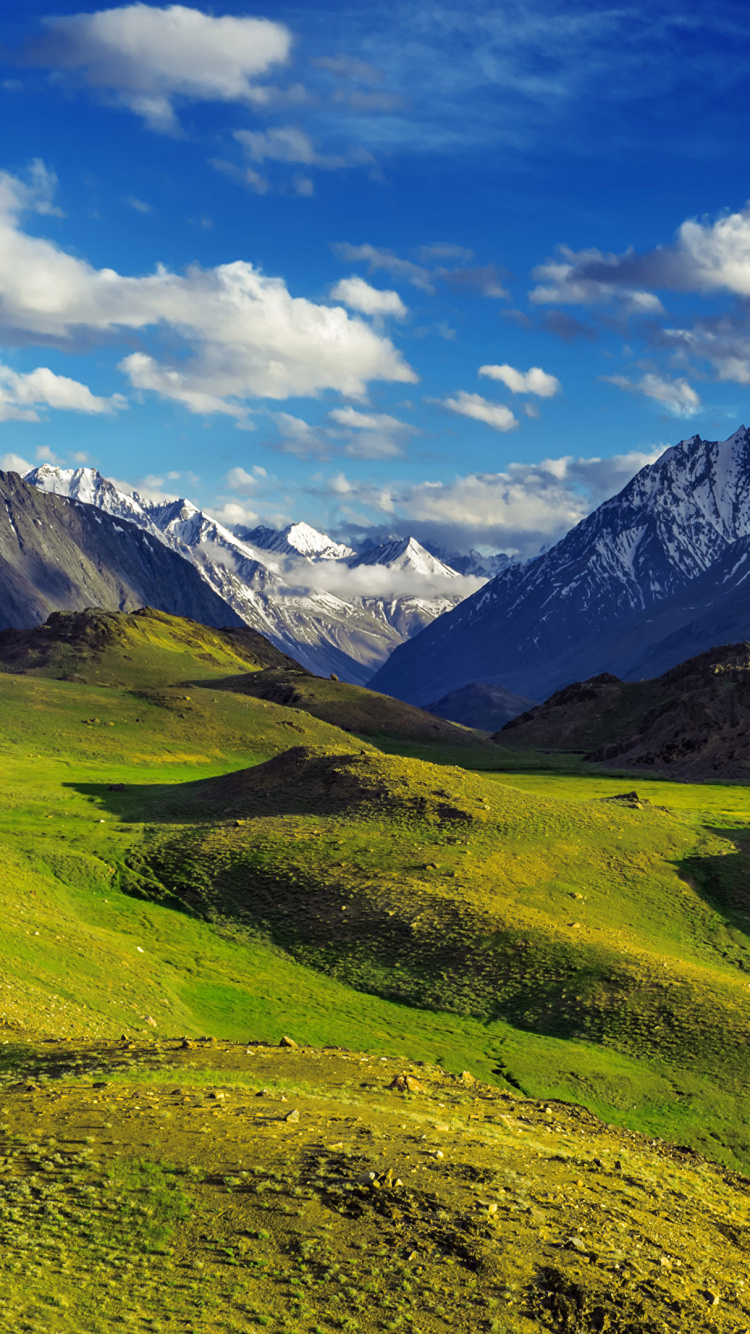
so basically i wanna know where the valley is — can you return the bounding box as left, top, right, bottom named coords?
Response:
left=3, top=609, right=750, bottom=1330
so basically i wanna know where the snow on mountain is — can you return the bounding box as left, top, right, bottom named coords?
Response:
left=25, top=465, right=473, bottom=683
left=421, top=541, right=517, bottom=578
left=243, top=520, right=354, bottom=561
left=371, top=426, right=750, bottom=704
left=348, top=536, right=458, bottom=579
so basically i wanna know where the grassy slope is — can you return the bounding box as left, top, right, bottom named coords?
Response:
left=2, top=1039, right=749, bottom=1334
left=200, top=666, right=487, bottom=746
left=0, top=606, right=298, bottom=688
left=3, top=614, right=750, bottom=1173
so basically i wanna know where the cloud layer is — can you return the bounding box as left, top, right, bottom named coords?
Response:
left=0, top=166, right=416, bottom=413
left=325, top=446, right=665, bottom=555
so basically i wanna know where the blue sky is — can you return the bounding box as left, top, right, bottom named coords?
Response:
left=1, top=0, right=750, bottom=554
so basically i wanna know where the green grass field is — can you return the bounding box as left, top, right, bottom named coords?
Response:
left=3, top=610, right=750, bottom=1176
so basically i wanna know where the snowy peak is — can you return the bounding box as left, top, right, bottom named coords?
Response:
left=253, top=521, right=354, bottom=561
left=25, top=464, right=152, bottom=527
left=349, top=536, right=458, bottom=578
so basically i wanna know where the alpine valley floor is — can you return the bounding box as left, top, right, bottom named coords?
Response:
left=3, top=609, right=750, bottom=1331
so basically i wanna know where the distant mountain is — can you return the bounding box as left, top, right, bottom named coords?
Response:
left=425, top=682, right=535, bottom=731
left=371, top=426, right=750, bottom=704
left=241, top=520, right=354, bottom=561
left=26, top=466, right=475, bottom=684
left=348, top=536, right=458, bottom=579
left=0, top=470, right=242, bottom=632
left=497, top=643, right=750, bottom=780
left=421, top=541, right=517, bottom=578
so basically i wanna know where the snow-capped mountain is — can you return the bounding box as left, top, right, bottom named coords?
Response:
left=25, top=466, right=476, bottom=683
left=241, top=521, right=353, bottom=562
left=371, top=426, right=750, bottom=704
left=421, top=541, right=517, bottom=578
left=0, top=470, right=243, bottom=632
left=348, top=536, right=458, bottom=579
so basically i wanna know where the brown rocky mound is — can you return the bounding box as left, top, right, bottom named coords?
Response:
left=494, top=643, right=750, bottom=778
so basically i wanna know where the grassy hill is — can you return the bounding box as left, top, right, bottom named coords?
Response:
left=3, top=609, right=750, bottom=1327
left=201, top=665, right=486, bottom=746
left=0, top=606, right=299, bottom=688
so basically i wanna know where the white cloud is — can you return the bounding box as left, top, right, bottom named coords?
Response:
left=0, top=165, right=416, bottom=413
left=549, top=203, right=750, bottom=302
left=126, top=195, right=152, bottom=214
left=442, top=391, right=518, bottom=433
left=36, top=4, right=292, bottom=132
left=479, top=363, right=561, bottom=397
left=234, top=127, right=346, bottom=170
left=328, top=406, right=410, bottom=432
left=530, top=246, right=664, bottom=312
left=225, top=466, right=261, bottom=496
left=0, top=452, right=33, bottom=473
left=330, top=276, right=407, bottom=319
left=0, top=362, right=124, bottom=421
left=602, top=372, right=702, bottom=417
left=332, top=243, right=434, bottom=292
left=208, top=500, right=260, bottom=528
left=322, top=446, right=665, bottom=555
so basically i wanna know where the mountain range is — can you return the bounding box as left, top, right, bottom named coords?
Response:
left=371, top=425, right=750, bottom=704
left=24, top=464, right=482, bottom=683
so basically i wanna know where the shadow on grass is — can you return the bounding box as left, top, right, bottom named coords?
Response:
left=679, top=826, right=750, bottom=945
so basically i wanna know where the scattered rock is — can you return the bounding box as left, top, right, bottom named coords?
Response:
left=388, top=1073, right=424, bottom=1093
left=180, top=1038, right=194, bottom=1049
left=145, top=1016, right=157, bottom=1027
left=285, top=1108, right=300, bottom=1122
left=458, top=1070, right=475, bottom=1086
left=279, top=1035, right=298, bottom=1048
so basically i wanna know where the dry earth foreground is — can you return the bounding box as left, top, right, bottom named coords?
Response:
left=3, top=609, right=750, bottom=1330
left=1, top=1038, right=749, bottom=1334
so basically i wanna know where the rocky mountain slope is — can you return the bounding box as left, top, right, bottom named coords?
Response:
left=0, top=470, right=242, bottom=632
left=25, top=465, right=469, bottom=683
left=371, top=425, right=750, bottom=704
left=497, top=642, right=750, bottom=779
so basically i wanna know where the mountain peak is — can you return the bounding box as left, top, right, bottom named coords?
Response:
left=349, top=536, right=459, bottom=577
left=371, top=425, right=750, bottom=705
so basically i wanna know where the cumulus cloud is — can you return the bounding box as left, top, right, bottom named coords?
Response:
left=0, top=362, right=124, bottom=421
left=601, top=372, right=702, bottom=417
left=442, top=391, right=518, bottom=433
left=33, top=4, right=291, bottom=132
left=322, top=446, right=666, bottom=556
left=0, top=165, right=416, bottom=413
left=479, top=363, right=561, bottom=397
left=225, top=466, right=262, bottom=496
left=562, top=203, right=750, bottom=301
left=329, top=276, right=407, bottom=319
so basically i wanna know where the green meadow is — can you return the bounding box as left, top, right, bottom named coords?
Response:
left=2, top=610, right=750, bottom=1174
